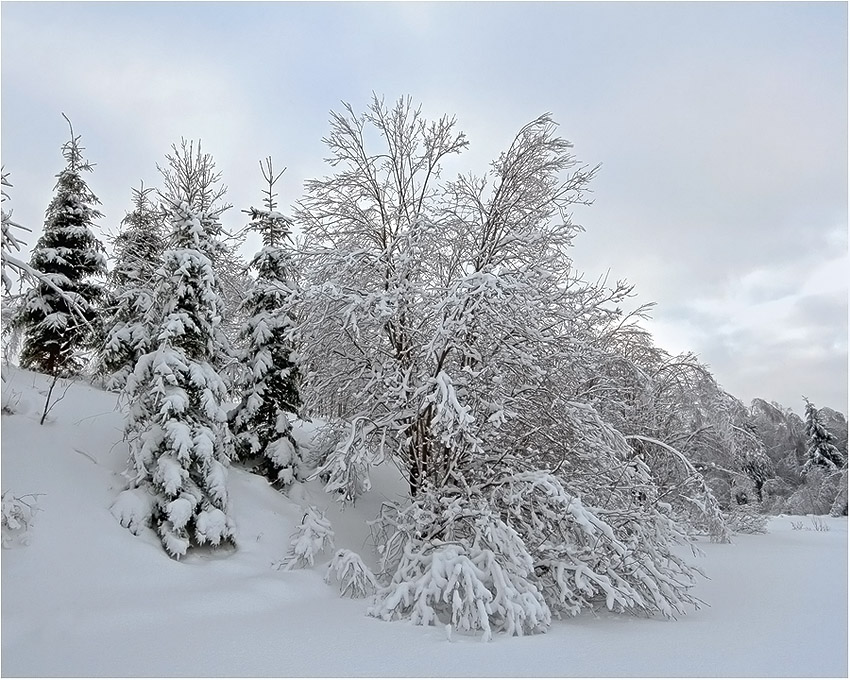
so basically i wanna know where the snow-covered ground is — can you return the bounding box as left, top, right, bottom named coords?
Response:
left=2, top=367, right=847, bottom=677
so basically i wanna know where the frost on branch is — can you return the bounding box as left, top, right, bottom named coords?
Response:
left=625, top=434, right=731, bottom=543
left=313, top=419, right=374, bottom=505
left=277, top=506, right=335, bottom=570
left=324, top=548, right=379, bottom=598
left=1, top=169, right=32, bottom=297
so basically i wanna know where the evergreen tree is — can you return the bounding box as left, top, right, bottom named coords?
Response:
left=119, top=141, right=235, bottom=558
left=229, top=158, right=301, bottom=486
left=15, top=117, right=107, bottom=376
left=100, top=182, right=164, bottom=389
left=802, top=397, right=845, bottom=473
left=157, top=139, right=237, bottom=375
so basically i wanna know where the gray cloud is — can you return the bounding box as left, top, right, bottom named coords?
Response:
left=2, top=1, right=846, bottom=414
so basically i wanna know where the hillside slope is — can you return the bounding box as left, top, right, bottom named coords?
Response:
left=1, top=367, right=847, bottom=677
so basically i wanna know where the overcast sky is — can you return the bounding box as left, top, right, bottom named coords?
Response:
left=2, top=1, right=847, bottom=415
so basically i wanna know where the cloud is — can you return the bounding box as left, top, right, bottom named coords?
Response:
left=649, top=240, right=848, bottom=413
left=1, top=1, right=845, bottom=416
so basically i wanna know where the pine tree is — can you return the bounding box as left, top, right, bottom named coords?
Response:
left=229, top=158, right=301, bottom=486
left=119, top=141, right=235, bottom=558
left=802, top=397, right=845, bottom=473
left=15, top=116, right=107, bottom=376
left=100, top=182, right=164, bottom=389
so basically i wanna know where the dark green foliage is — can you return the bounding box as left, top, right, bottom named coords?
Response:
left=230, top=158, right=301, bottom=486
left=16, top=121, right=106, bottom=376
left=100, top=183, right=164, bottom=389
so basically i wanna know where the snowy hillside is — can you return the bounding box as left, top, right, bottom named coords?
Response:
left=2, top=367, right=847, bottom=677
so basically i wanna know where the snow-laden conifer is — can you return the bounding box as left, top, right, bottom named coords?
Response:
left=802, top=398, right=845, bottom=473
left=229, top=158, right=301, bottom=486
left=100, top=183, right=164, bottom=390
left=14, top=117, right=107, bottom=376
left=119, top=141, right=235, bottom=558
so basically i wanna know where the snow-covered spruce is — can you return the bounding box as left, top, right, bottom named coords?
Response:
left=803, top=398, right=845, bottom=473
left=100, top=183, right=164, bottom=390
left=276, top=505, right=334, bottom=569
left=229, top=158, right=301, bottom=486
left=14, top=119, right=107, bottom=376
left=120, top=201, right=235, bottom=558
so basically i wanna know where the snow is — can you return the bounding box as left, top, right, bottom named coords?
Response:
left=1, top=366, right=847, bottom=676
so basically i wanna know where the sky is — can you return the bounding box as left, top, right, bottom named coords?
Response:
left=1, top=1, right=847, bottom=415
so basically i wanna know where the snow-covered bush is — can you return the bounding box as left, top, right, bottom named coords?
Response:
left=784, top=467, right=842, bottom=516
left=369, top=467, right=703, bottom=638
left=277, top=506, right=334, bottom=570
left=312, top=418, right=375, bottom=504
left=829, top=468, right=848, bottom=517
left=723, top=507, right=769, bottom=535
left=324, top=548, right=378, bottom=597
left=369, top=491, right=550, bottom=640
left=110, top=487, right=154, bottom=536
left=2, top=491, right=41, bottom=548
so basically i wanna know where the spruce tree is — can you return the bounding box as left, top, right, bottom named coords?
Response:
left=802, top=397, right=845, bottom=473
left=101, top=182, right=164, bottom=389
left=15, top=117, right=107, bottom=376
left=229, top=158, right=301, bottom=486
left=121, top=141, right=235, bottom=558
